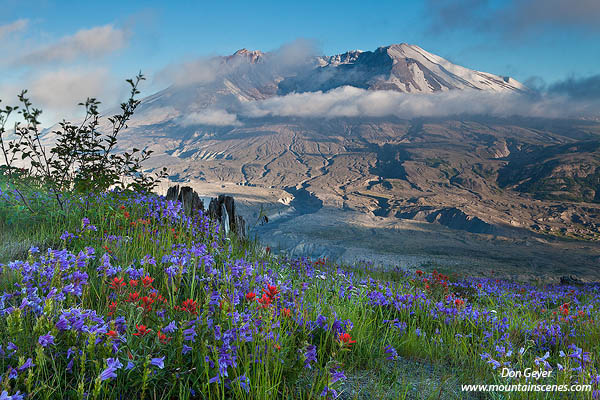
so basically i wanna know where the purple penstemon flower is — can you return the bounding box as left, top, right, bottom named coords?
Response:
left=234, top=375, right=250, bottom=393
left=100, top=358, right=123, bottom=381
left=320, top=387, right=339, bottom=398
left=17, top=358, right=34, bottom=372
left=384, top=345, right=399, bottom=360
left=6, top=367, right=17, bottom=380
left=150, top=357, right=165, bottom=369
left=303, top=344, right=317, bottom=369
left=315, top=314, right=327, bottom=329
left=183, top=326, right=197, bottom=342
left=66, top=359, right=74, bottom=373
left=162, top=321, right=177, bottom=334
left=534, top=351, right=552, bottom=370
left=0, top=390, right=24, bottom=400
left=330, top=369, right=346, bottom=384
left=60, top=231, right=74, bottom=241
left=81, top=217, right=97, bottom=232
left=38, top=332, right=55, bottom=348
left=141, top=255, right=156, bottom=266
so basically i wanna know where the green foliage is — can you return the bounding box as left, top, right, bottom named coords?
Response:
left=0, top=73, right=167, bottom=214
left=0, top=187, right=599, bottom=399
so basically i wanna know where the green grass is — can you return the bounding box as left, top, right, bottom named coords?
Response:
left=0, top=178, right=599, bottom=399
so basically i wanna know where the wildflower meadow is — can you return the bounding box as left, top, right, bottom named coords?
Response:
left=0, top=179, right=599, bottom=400
left=0, top=76, right=599, bottom=399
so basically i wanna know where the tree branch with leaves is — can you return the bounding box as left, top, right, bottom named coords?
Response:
left=0, top=72, right=168, bottom=214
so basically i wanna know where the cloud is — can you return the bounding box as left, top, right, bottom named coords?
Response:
left=180, top=109, right=241, bottom=126
left=17, top=25, right=127, bottom=66
left=426, top=0, right=600, bottom=36
left=156, top=38, right=320, bottom=87
left=0, top=19, right=28, bottom=39
left=29, top=68, right=119, bottom=110
left=513, top=0, right=600, bottom=31
left=239, top=85, right=600, bottom=120
left=0, top=68, right=121, bottom=126
left=157, top=56, right=225, bottom=87
left=548, top=74, right=600, bottom=100
left=265, top=38, right=320, bottom=72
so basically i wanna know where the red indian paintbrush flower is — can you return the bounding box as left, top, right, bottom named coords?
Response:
left=127, top=292, right=140, bottom=303
left=182, top=298, right=198, bottom=314
left=107, top=330, right=118, bottom=338
left=339, top=332, right=356, bottom=347
left=141, top=296, right=154, bottom=312
left=174, top=298, right=198, bottom=315
left=133, top=325, right=152, bottom=336
left=257, top=293, right=272, bottom=308
left=263, top=284, right=279, bottom=299
left=157, top=330, right=171, bottom=344
left=142, top=275, right=154, bottom=288
left=110, top=277, right=125, bottom=290
left=246, top=292, right=256, bottom=301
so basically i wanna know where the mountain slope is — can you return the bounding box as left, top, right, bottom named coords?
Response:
left=131, top=43, right=526, bottom=126
left=279, top=44, right=527, bottom=94
left=43, top=43, right=600, bottom=258
left=108, top=44, right=600, bottom=243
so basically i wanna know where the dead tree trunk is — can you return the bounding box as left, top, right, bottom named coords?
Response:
left=166, top=185, right=246, bottom=238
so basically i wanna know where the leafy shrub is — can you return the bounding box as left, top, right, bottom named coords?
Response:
left=0, top=73, right=167, bottom=213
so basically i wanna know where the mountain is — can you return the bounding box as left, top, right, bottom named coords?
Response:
left=133, top=43, right=527, bottom=118
left=46, top=43, right=600, bottom=277
left=281, top=44, right=527, bottom=94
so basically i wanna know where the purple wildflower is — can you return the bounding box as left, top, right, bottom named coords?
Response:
left=0, top=391, right=24, bottom=400
left=100, top=358, right=123, bottom=381
left=234, top=375, right=250, bottom=393
left=384, top=345, right=398, bottom=360
left=162, top=321, right=177, bottom=334
left=38, top=332, right=55, bottom=348
left=150, top=357, right=165, bottom=369
left=17, top=358, right=34, bottom=372
left=320, top=387, right=338, bottom=398
left=303, top=344, right=317, bottom=369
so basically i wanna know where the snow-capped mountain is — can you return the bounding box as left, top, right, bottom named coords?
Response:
left=127, top=43, right=527, bottom=127
left=279, top=44, right=526, bottom=94
left=40, top=43, right=600, bottom=271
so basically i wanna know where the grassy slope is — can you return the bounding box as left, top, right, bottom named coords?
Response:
left=0, top=179, right=598, bottom=399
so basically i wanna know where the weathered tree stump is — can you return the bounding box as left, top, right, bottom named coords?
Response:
left=166, top=186, right=246, bottom=239
left=165, top=185, right=204, bottom=216
left=208, top=194, right=246, bottom=238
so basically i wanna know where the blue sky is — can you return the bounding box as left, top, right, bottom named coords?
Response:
left=1, top=0, right=599, bottom=124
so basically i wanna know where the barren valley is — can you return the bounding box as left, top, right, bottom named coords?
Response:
left=60, top=45, right=600, bottom=282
